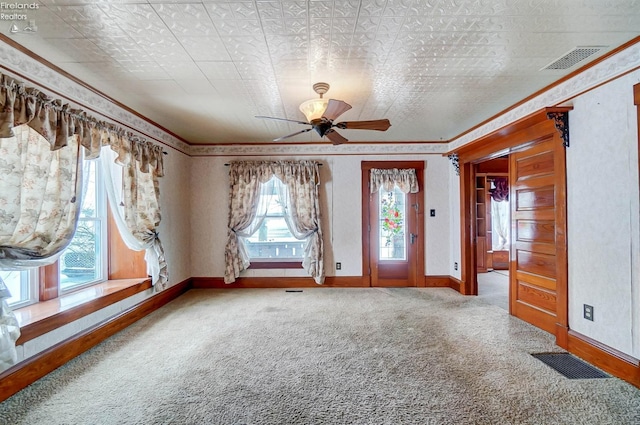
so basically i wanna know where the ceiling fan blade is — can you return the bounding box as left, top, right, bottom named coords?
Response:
left=273, top=127, right=312, bottom=142
left=336, top=119, right=391, bottom=131
left=255, top=115, right=310, bottom=125
left=322, top=99, right=352, bottom=121
left=324, top=129, right=348, bottom=145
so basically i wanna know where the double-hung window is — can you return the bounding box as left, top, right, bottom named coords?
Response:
left=244, top=176, right=305, bottom=265
left=59, top=160, right=108, bottom=293
left=0, top=155, right=146, bottom=309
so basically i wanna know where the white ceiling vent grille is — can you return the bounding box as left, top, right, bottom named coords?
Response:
left=542, top=46, right=607, bottom=70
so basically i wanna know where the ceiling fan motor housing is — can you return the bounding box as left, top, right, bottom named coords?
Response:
left=310, top=118, right=333, bottom=137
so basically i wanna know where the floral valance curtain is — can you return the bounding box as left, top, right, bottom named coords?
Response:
left=370, top=168, right=419, bottom=194
left=0, top=71, right=166, bottom=285
left=225, top=160, right=324, bottom=284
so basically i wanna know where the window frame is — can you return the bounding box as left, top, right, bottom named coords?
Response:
left=244, top=176, right=305, bottom=269
left=0, top=269, right=38, bottom=309
left=3, top=160, right=148, bottom=305
left=58, top=159, right=109, bottom=295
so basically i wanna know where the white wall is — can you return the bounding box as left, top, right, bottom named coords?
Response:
left=566, top=69, right=640, bottom=358
left=189, top=154, right=451, bottom=279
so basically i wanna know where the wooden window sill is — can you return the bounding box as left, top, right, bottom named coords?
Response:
left=248, top=261, right=303, bottom=269
left=14, top=278, right=152, bottom=345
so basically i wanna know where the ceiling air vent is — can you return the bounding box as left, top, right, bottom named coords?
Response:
left=542, top=46, right=607, bottom=70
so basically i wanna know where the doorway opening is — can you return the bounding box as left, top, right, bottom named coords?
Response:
left=474, top=157, right=510, bottom=311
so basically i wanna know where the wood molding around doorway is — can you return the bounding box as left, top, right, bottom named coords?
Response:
left=361, top=161, right=426, bottom=287
left=451, top=107, right=571, bottom=340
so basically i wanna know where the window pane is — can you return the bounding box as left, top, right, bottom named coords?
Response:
left=379, top=188, right=406, bottom=260
left=59, top=160, right=106, bottom=292
left=245, top=217, right=305, bottom=259
left=80, top=161, right=97, bottom=218
left=0, top=270, right=30, bottom=306
left=60, top=220, right=102, bottom=291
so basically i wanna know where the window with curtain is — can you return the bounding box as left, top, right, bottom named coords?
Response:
left=244, top=176, right=306, bottom=261
left=0, top=270, right=37, bottom=308
left=0, top=160, right=108, bottom=307
left=224, top=160, right=324, bottom=284
left=0, top=71, right=168, bottom=373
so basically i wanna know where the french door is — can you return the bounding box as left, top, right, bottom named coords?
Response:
left=362, top=161, right=424, bottom=287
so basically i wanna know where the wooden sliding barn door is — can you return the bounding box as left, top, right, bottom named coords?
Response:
left=510, top=136, right=567, bottom=335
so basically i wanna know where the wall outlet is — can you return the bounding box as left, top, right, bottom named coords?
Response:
left=430, top=209, right=436, bottom=217
left=336, top=262, right=341, bottom=270
left=583, top=304, right=594, bottom=321
left=454, top=262, right=458, bottom=271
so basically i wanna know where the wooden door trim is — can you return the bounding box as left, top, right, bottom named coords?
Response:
left=452, top=109, right=569, bottom=345
left=361, top=161, right=425, bottom=286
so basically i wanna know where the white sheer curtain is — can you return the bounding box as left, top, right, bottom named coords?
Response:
left=224, top=160, right=324, bottom=284
left=0, top=281, right=20, bottom=371
left=100, top=145, right=168, bottom=290
left=491, top=200, right=510, bottom=250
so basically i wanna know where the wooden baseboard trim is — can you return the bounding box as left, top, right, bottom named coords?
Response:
left=191, top=276, right=369, bottom=288
left=449, top=276, right=462, bottom=292
left=567, top=330, right=640, bottom=388
left=0, top=279, right=190, bottom=402
left=193, top=276, right=465, bottom=290
left=424, top=275, right=451, bottom=287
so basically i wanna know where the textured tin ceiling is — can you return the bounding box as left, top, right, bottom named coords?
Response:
left=4, top=0, right=640, bottom=145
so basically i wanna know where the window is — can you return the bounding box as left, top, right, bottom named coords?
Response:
left=244, top=176, right=305, bottom=262
left=1, top=158, right=145, bottom=308
left=378, top=187, right=407, bottom=260
left=59, top=160, right=107, bottom=293
left=0, top=270, right=37, bottom=308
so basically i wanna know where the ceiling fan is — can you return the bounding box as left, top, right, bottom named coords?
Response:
left=256, top=82, right=391, bottom=145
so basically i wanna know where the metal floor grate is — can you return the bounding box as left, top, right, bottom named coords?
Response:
left=532, top=353, right=610, bottom=379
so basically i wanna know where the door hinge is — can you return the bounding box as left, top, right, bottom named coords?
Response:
left=413, top=203, right=419, bottom=213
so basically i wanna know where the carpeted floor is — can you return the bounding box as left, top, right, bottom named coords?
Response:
left=1, top=287, right=639, bottom=425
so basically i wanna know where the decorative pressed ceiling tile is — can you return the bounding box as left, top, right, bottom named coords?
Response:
left=2, top=0, right=640, bottom=146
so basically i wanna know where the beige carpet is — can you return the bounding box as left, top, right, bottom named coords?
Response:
left=1, top=287, right=639, bottom=425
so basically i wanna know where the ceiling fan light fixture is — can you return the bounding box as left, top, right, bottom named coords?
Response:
left=299, top=82, right=331, bottom=122
left=299, top=98, right=328, bottom=122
